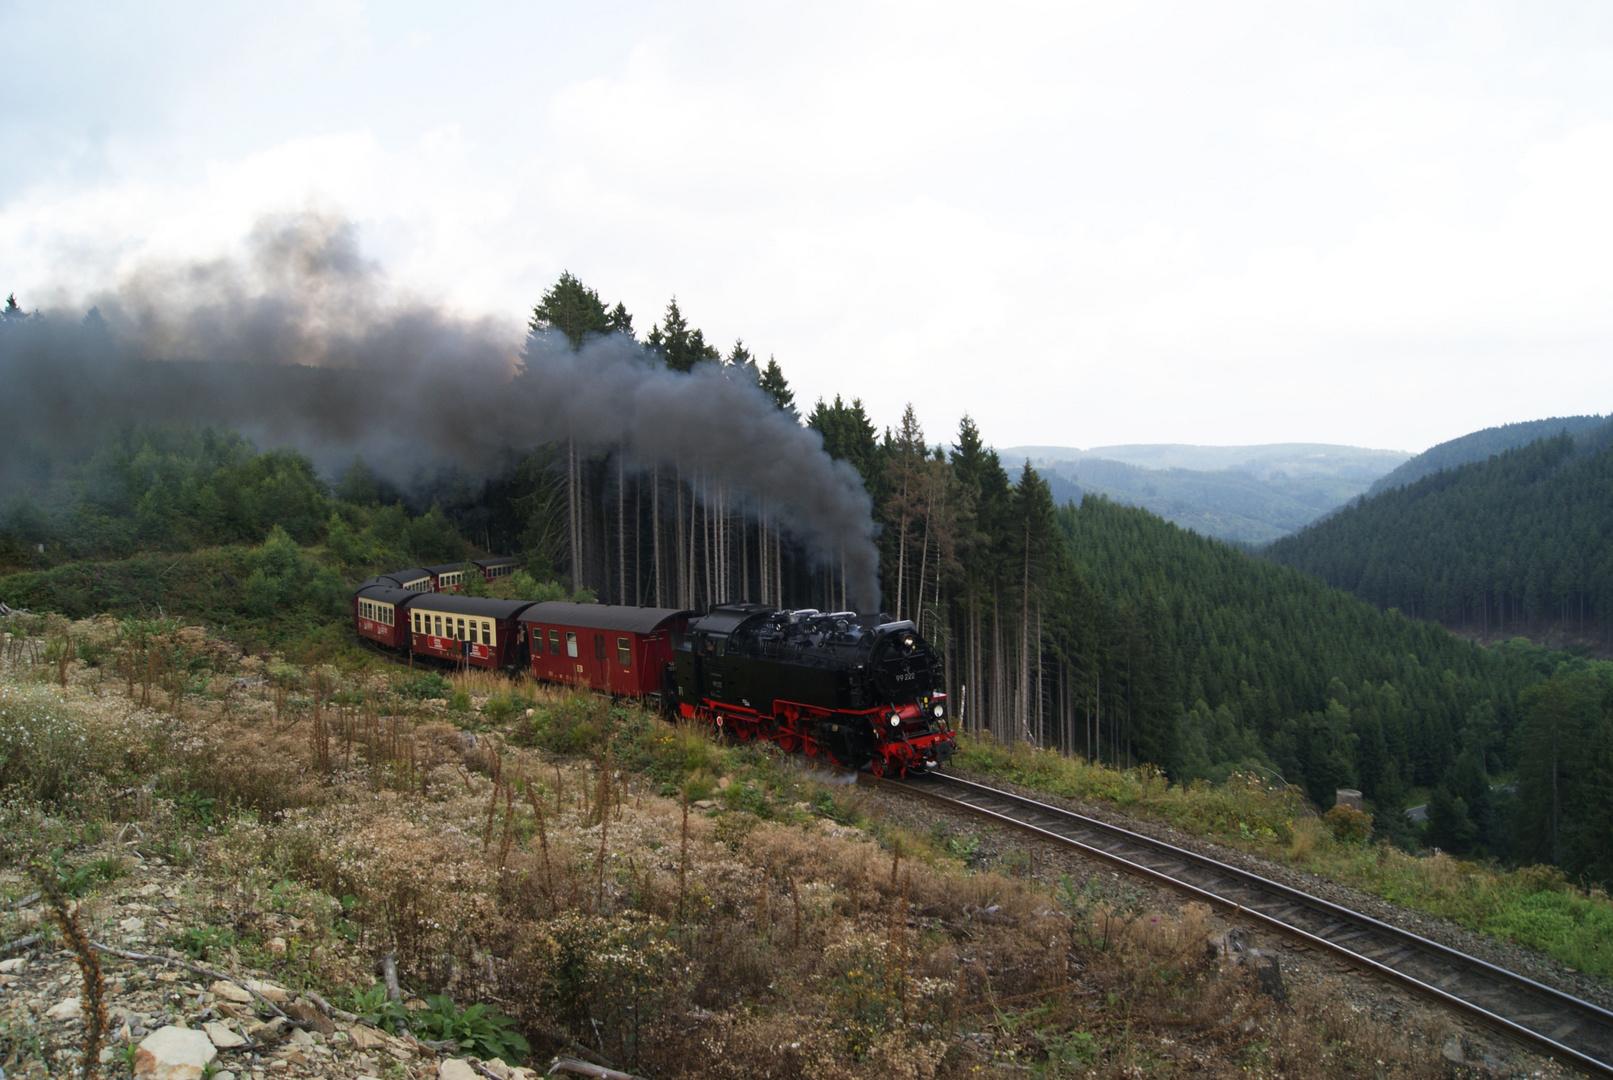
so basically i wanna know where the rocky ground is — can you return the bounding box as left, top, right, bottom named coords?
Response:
left=0, top=853, right=551, bottom=1080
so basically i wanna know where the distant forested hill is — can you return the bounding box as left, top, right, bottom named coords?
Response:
left=1267, top=422, right=1613, bottom=650
left=1366, top=415, right=1607, bottom=496
left=1006, top=443, right=1407, bottom=545
left=1061, top=497, right=1547, bottom=807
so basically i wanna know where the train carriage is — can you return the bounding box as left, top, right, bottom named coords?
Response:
left=474, top=556, right=522, bottom=583
left=353, top=585, right=418, bottom=649
left=520, top=602, right=692, bottom=699
left=424, top=563, right=469, bottom=593
left=372, top=567, right=433, bottom=593
left=407, top=595, right=534, bottom=670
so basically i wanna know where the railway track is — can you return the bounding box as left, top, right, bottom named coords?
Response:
left=873, top=771, right=1613, bottom=1078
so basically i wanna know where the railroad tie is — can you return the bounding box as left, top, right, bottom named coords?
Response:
left=1549, top=1020, right=1582, bottom=1041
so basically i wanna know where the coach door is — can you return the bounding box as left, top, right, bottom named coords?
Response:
left=592, top=633, right=608, bottom=690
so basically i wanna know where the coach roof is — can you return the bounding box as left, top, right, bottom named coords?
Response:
left=409, top=595, right=538, bottom=620
left=354, top=586, right=423, bottom=607
left=377, top=567, right=431, bottom=585
left=522, top=602, right=692, bottom=635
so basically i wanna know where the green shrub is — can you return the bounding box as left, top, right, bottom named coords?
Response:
left=400, top=672, right=451, bottom=700
left=175, top=925, right=237, bottom=961
left=1324, top=804, right=1374, bottom=844
left=339, top=984, right=411, bottom=1033
left=415, top=994, right=529, bottom=1064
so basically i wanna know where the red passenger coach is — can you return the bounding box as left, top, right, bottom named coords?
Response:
left=353, top=586, right=418, bottom=649
left=521, top=602, right=691, bottom=700
left=407, top=595, right=535, bottom=670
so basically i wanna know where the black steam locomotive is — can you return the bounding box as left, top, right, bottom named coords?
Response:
left=672, top=605, right=954, bottom=776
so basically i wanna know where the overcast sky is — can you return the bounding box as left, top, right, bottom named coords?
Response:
left=4, top=1, right=1613, bottom=455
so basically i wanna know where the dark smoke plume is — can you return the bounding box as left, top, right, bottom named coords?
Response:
left=0, top=213, right=881, bottom=607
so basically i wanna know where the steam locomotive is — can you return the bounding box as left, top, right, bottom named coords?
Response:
left=353, top=565, right=955, bottom=776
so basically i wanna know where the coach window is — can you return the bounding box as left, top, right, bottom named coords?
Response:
left=434, top=614, right=443, bottom=636
left=566, top=631, right=578, bottom=658
left=548, top=629, right=560, bottom=655
left=457, top=617, right=466, bottom=640
left=617, top=637, right=631, bottom=667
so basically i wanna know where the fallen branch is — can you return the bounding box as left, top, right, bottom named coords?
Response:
left=1, top=934, right=40, bottom=956
left=546, top=1058, right=650, bottom=1080
left=304, top=990, right=360, bottom=1024
left=86, top=941, right=288, bottom=1019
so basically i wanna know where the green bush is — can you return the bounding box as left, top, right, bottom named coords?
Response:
left=414, top=994, right=529, bottom=1064
left=340, top=984, right=411, bottom=1034
left=400, top=672, right=451, bottom=700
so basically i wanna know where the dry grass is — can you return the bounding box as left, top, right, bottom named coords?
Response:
left=0, top=619, right=1461, bottom=1079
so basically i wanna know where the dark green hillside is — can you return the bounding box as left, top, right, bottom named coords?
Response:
left=1366, top=414, right=1607, bottom=496
left=1060, top=496, right=1547, bottom=809
left=1267, top=429, right=1613, bottom=650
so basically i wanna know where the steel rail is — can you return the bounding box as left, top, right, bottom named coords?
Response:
left=871, top=771, right=1613, bottom=1078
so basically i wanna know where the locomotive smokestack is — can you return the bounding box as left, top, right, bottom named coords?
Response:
left=0, top=212, right=882, bottom=607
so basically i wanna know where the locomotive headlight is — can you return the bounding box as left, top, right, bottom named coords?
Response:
left=890, top=714, right=902, bottom=727
left=933, top=704, right=944, bottom=719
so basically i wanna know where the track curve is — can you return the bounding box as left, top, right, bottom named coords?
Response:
left=873, top=770, right=1613, bottom=1078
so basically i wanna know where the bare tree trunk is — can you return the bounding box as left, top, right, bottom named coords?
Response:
left=652, top=465, right=661, bottom=607
left=758, top=500, right=767, bottom=606
left=634, top=471, right=642, bottom=606
left=675, top=468, right=686, bottom=608
left=617, top=454, right=626, bottom=605
left=1020, top=518, right=1031, bottom=743
left=568, top=437, right=579, bottom=593
left=1035, top=603, right=1043, bottom=746
left=915, top=528, right=930, bottom=634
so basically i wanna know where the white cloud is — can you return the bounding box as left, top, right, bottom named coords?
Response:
left=4, top=1, right=1613, bottom=453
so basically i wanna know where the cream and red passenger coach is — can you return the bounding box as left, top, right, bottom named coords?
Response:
left=353, top=585, right=412, bottom=649
left=475, top=556, right=521, bottom=583
left=407, top=594, right=534, bottom=669
left=371, top=568, right=433, bottom=592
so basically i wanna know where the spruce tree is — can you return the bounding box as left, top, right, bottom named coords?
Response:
left=524, top=271, right=611, bottom=353
left=758, top=357, right=797, bottom=417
